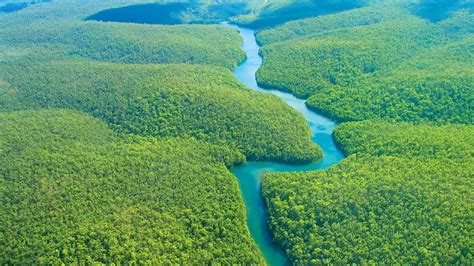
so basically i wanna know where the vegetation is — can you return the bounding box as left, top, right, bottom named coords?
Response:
left=1, top=22, right=245, bottom=69
left=263, top=121, right=474, bottom=264
left=255, top=1, right=473, bottom=264
left=256, top=4, right=411, bottom=45
left=70, top=23, right=244, bottom=68
left=335, top=121, right=474, bottom=159
left=86, top=2, right=254, bottom=25
left=0, top=60, right=321, bottom=163
left=259, top=5, right=474, bottom=252
left=0, top=1, right=52, bottom=14
left=237, top=0, right=474, bottom=30
left=231, top=0, right=366, bottom=29
left=413, top=0, right=474, bottom=22
left=0, top=1, right=247, bottom=69
left=263, top=156, right=473, bottom=264
left=0, top=109, right=266, bottom=264
left=256, top=3, right=474, bottom=123
left=2, top=0, right=472, bottom=264
left=0, top=1, right=325, bottom=263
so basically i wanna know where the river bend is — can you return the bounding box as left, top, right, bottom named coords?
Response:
left=226, top=24, right=345, bottom=266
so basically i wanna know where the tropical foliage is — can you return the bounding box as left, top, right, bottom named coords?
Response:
left=0, top=1, right=325, bottom=263
left=86, top=1, right=257, bottom=25
left=2, top=0, right=472, bottom=264
left=0, top=109, right=265, bottom=264
left=335, top=121, right=474, bottom=159
left=231, top=0, right=366, bottom=29
left=1, top=22, right=245, bottom=69
left=0, top=60, right=320, bottom=163
left=256, top=2, right=474, bottom=123
left=263, top=156, right=473, bottom=264
left=0, top=1, right=246, bottom=69
left=257, top=1, right=473, bottom=264
left=263, top=121, right=474, bottom=264
left=256, top=4, right=410, bottom=44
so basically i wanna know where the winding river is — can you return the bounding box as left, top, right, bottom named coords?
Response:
left=225, top=24, right=345, bottom=265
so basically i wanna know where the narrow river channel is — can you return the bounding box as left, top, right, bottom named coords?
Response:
left=225, top=24, right=346, bottom=265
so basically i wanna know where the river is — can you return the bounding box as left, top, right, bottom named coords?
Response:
left=224, top=24, right=345, bottom=265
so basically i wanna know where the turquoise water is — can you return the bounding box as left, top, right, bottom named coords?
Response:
left=225, top=24, right=345, bottom=265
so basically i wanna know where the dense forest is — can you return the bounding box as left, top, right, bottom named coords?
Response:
left=253, top=0, right=473, bottom=264
left=0, top=109, right=264, bottom=264
left=263, top=121, right=474, bottom=264
left=1, top=0, right=473, bottom=264
left=0, top=60, right=320, bottom=163
left=231, top=0, right=367, bottom=29
left=0, top=0, right=324, bottom=263
left=256, top=2, right=473, bottom=123
left=86, top=1, right=256, bottom=25
left=0, top=1, right=250, bottom=69
left=1, top=21, right=245, bottom=69
left=334, top=121, right=474, bottom=159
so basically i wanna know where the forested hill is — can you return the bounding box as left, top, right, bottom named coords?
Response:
left=0, top=109, right=264, bottom=264
left=0, top=0, right=322, bottom=264
left=231, top=0, right=368, bottom=29
left=252, top=0, right=473, bottom=264
left=1, top=21, right=245, bottom=69
left=263, top=121, right=474, bottom=264
left=232, top=0, right=474, bottom=29
left=0, top=1, right=246, bottom=69
left=0, top=60, right=320, bottom=163
left=255, top=1, right=473, bottom=124
left=1, top=0, right=473, bottom=264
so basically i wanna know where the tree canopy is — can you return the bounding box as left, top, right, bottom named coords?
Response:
left=0, top=60, right=320, bottom=163
left=263, top=121, right=474, bottom=264
left=256, top=2, right=473, bottom=123
left=0, top=109, right=265, bottom=264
